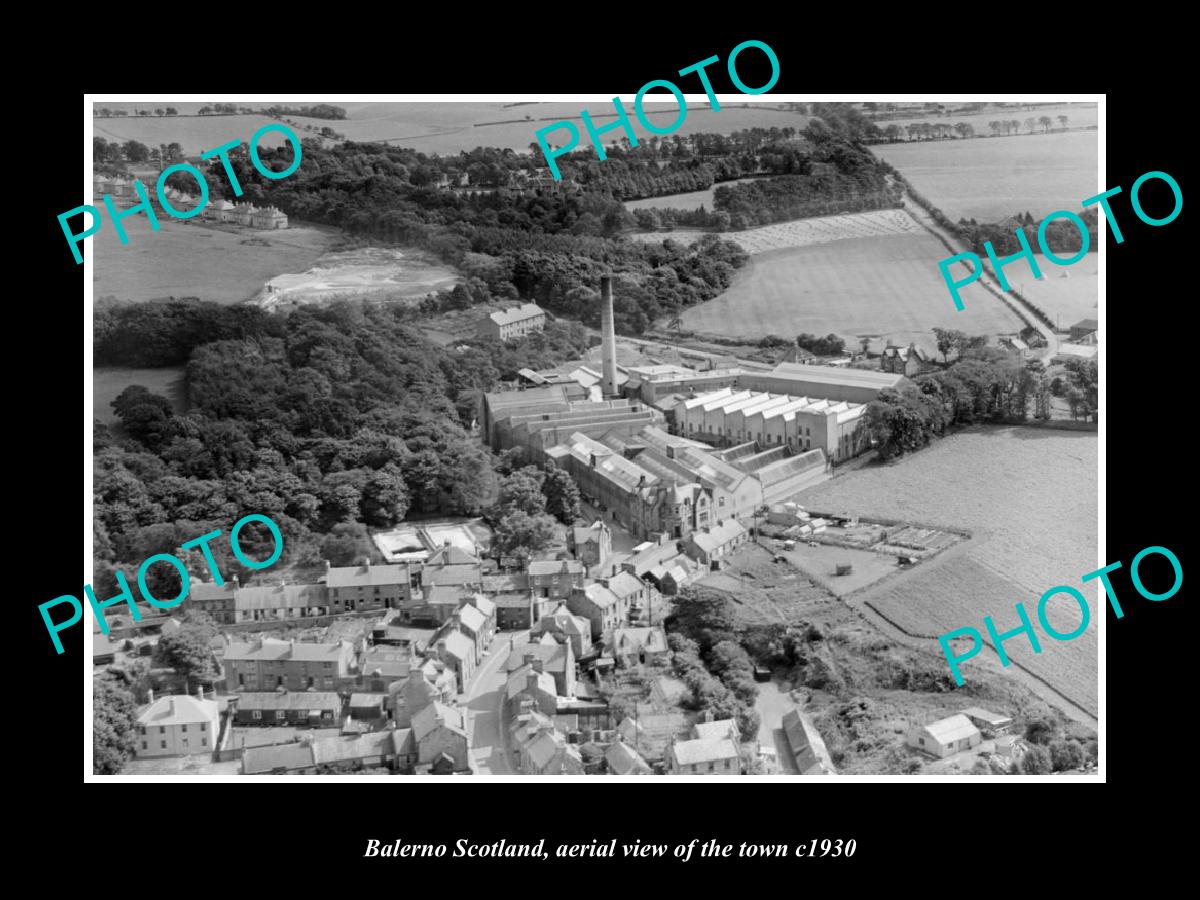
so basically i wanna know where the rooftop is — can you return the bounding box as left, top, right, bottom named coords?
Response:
left=921, top=713, right=981, bottom=745
left=138, top=694, right=218, bottom=726
left=488, top=303, right=545, bottom=327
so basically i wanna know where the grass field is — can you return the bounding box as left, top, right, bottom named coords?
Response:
left=94, top=113, right=292, bottom=156
left=253, top=247, right=460, bottom=309
left=873, top=131, right=1098, bottom=222
left=678, top=231, right=1024, bottom=353
left=1014, top=256, right=1099, bottom=328
left=93, top=366, right=188, bottom=425
left=93, top=217, right=338, bottom=305
left=876, top=102, right=1097, bottom=137
left=796, top=425, right=1098, bottom=717
left=94, top=101, right=807, bottom=156
left=624, top=177, right=766, bottom=212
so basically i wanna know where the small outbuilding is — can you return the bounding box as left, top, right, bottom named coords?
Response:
left=959, top=706, right=1013, bottom=736
left=908, top=714, right=982, bottom=758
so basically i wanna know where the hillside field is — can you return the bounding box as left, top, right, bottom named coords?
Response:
left=797, top=425, right=1099, bottom=719
left=93, top=216, right=338, bottom=305
left=873, top=131, right=1099, bottom=222
left=94, top=113, right=293, bottom=156
left=678, top=230, right=1024, bottom=353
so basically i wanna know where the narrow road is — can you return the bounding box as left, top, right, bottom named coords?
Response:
left=463, top=630, right=526, bottom=775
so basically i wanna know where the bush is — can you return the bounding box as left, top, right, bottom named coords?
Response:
left=1019, top=745, right=1052, bottom=775
left=1024, top=717, right=1059, bottom=745
left=122, top=640, right=135, bottom=652
left=902, top=758, right=922, bottom=774
left=1049, top=739, right=1085, bottom=772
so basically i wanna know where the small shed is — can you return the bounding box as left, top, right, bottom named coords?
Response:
left=908, top=714, right=982, bottom=758
left=960, top=706, right=1013, bottom=736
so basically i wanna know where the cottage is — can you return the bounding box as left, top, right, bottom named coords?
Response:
left=684, top=518, right=749, bottom=567
left=781, top=709, right=825, bottom=775
left=349, top=693, right=388, bottom=722
left=528, top=558, right=586, bottom=600
left=605, top=738, right=653, bottom=775
left=135, top=690, right=220, bottom=757
left=607, top=571, right=652, bottom=621
left=411, top=702, right=470, bottom=771
left=223, top=639, right=356, bottom=692
left=666, top=732, right=741, bottom=775
left=391, top=662, right=457, bottom=726
left=532, top=605, right=593, bottom=657
left=506, top=656, right=559, bottom=716
left=908, top=713, right=982, bottom=758
left=477, top=303, right=547, bottom=341
left=509, top=710, right=583, bottom=775
left=326, top=560, right=414, bottom=613
left=452, top=602, right=492, bottom=662
left=611, top=626, right=669, bottom=667
left=505, top=638, right=576, bottom=697
left=232, top=691, right=343, bottom=727
left=567, top=582, right=624, bottom=640
left=357, top=646, right=412, bottom=692
left=570, top=520, right=612, bottom=573
left=436, top=630, right=476, bottom=693
left=881, top=342, right=935, bottom=376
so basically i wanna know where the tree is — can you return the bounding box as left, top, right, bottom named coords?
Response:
left=360, top=464, right=410, bottom=527
left=320, top=522, right=376, bottom=566
left=1038, top=115, right=1053, bottom=133
left=1019, top=745, right=1052, bottom=774
left=111, top=385, right=175, bottom=447
left=155, top=622, right=220, bottom=689
left=933, top=327, right=968, bottom=362
left=493, top=509, right=557, bottom=559
left=1049, top=739, right=1085, bottom=771
left=165, top=107, right=178, bottom=116
left=1057, top=114, right=1068, bottom=130
left=94, top=680, right=139, bottom=774
left=954, top=122, right=974, bottom=139
left=1024, top=117, right=1037, bottom=134
left=1024, top=716, right=1059, bottom=745
left=541, top=467, right=582, bottom=524
left=154, top=108, right=165, bottom=117
left=122, top=140, right=151, bottom=163
left=494, top=466, right=546, bottom=518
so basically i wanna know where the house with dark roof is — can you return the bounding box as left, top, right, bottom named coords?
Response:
left=505, top=637, right=576, bottom=697
left=412, top=702, right=470, bottom=771
left=231, top=691, right=343, bottom=727
left=781, top=709, right=826, bottom=775
left=605, top=738, right=652, bottom=775
left=881, top=342, right=935, bottom=376
left=528, top=558, right=586, bottom=600
left=1069, top=318, right=1098, bottom=341
left=325, top=560, right=416, bottom=613
left=223, top=638, right=356, bottom=692
left=531, top=605, right=593, bottom=657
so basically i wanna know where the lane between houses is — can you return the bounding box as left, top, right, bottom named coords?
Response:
left=464, top=630, right=527, bottom=775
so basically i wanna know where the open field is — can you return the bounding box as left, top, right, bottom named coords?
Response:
left=630, top=207, right=924, bottom=252
left=93, top=366, right=188, bottom=425
left=93, top=113, right=292, bottom=156
left=93, top=101, right=808, bottom=155
left=94, top=216, right=338, bottom=305
left=678, top=231, right=1025, bottom=354
left=873, top=131, right=1098, bottom=222
left=874, top=102, right=1097, bottom=137
left=796, top=425, right=1098, bottom=717
left=624, top=177, right=767, bottom=212
left=1013, top=256, right=1099, bottom=328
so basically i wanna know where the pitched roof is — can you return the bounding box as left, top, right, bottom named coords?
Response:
left=688, top=519, right=747, bottom=553
left=614, top=626, right=668, bottom=655
left=581, top=582, right=621, bottom=610
left=671, top=736, right=739, bottom=766
left=423, top=564, right=482, bottom=587
left=349, top=693, right=387, bottom=707
left=606, top=571, right=645, bottom=600
left=234, top=582, right=328, bottom=610
left=242, top=741, right=317, bottom=773
left=959, top=706, right=1013, bottom=727
left=138, top=694, right=218, bottom=726
left=920, top=713, right=980, bottom=746
left=505, top=642, right=568, bottom=673
left=310, top=730, right=400, bottom=766
left=606, top=740, right=652, bottom=775
left=468, top=593, right=495, bottom=617
left=234, top=691, right=342, bottom=711
left=223, top=639, right=350, bottom=663
left=768, top=361, right=906, bottom=390
left=781, top=709, right=823, bottom=774
left=693, top=718, right=740, bottom=742
left=456, top=603, right=486, bottom=633
left=326, top=563, right=409, bottom=588
left=1071, top=318, right=1098, bottom=330
left=439, top=630, right=474, bottom=661
left=489, top=303, right=545, bottom=327
left=426, top=545, right=480, bottom=567
left=528, top=559, right=584, bottom=577
left=506, top=665, right=557, bottom=700
left=411, top=701, right=466, bottom=741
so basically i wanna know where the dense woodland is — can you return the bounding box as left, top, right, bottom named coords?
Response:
left=94, top=300, right=592, bottom=599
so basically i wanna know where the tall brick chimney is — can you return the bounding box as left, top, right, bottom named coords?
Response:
left=600, top=275, right=619, bottom=399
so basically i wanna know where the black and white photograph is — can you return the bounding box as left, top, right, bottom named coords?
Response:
left=77, top=93, right=1107, bottom=782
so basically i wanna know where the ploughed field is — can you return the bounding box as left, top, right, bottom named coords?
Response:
left=796, top=425, right=1099, bottom=718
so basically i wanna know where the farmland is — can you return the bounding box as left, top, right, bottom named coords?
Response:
left=873, top=131, right=1099, bottom=222
left=796, top=425, right=1098, bottom=720
left=874, top=102, right=1097, bottom=138
left=93, top=216, right=338, bottom=305
left=677, top=228, right=1025, bottom=354
left=1014, top=256, right=1099, bottom=327
left=93, top=113, right=293, bottom=157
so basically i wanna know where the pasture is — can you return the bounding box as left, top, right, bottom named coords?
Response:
left=796, top=425, right=1099, bottom=717
left=873, top=130, right=1099, bottom=222
left=1014, top=257, right=1099, bottom=328
left=93, top=113, right=292, bottom=156
left=678, top=230, right=1024, bottom=353
left=875, top=102, right=1097, bottom=138
left=93, top=216, right=337, bottom=305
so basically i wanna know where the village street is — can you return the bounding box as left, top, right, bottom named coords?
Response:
left=465, top=630, right=527, bottom=775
